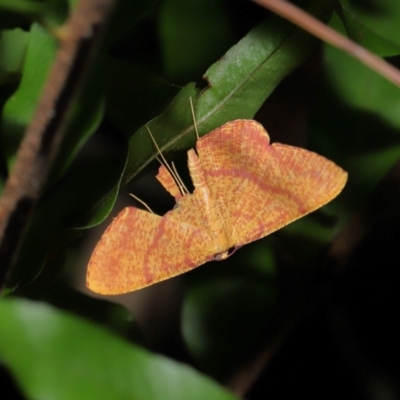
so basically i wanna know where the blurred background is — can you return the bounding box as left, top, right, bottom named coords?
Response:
left=1, top=0, right=400, bottom=399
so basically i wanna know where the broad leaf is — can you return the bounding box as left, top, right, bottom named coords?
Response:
left=123, top=0, right=334, bottom=185
left=0, top=298, right=238, bottom=400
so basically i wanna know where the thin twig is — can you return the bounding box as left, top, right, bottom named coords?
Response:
left=0, top=0, right=117, bottom=290
left=252, top=0, right=400, bottom=88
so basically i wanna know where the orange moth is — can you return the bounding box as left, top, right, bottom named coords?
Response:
left=87, top=119, right=347, bottom=295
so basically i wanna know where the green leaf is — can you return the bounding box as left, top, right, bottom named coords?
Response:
left=339, top=0, right=400, bottom=53
left=0, top=28, right=29, bottom=84
left=1, top=23, right=57, bottom=162
left=0, top=298, right=238, bottom=400
left=338, top=0, right=400, bottom=56
left=123, top=0, right=334, bottom=185
left=40, top=283, right=144, bottom=342
left=1, top=22, right=102, bottom=177
left=324, top=13, right=400, bottom=129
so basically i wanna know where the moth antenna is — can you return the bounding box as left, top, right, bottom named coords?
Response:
left=171, top=161, right=190, bottom=194
left=189, top=97, right=200, bottom=140
left=129, top=193, right=154, bottom=214
left=146, top=125, right=187, bottom=196
left=155, top=155, right=166, bottom=169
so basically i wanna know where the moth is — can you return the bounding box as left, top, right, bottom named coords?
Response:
left=87, top=120, right=347, bottom=294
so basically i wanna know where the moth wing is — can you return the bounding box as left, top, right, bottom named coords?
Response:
left=196, top=120, right=347, bottom=246
left=87, top=207, right=215, bottom=295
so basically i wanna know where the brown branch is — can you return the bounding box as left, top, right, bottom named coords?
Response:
left=252, top=0, right=400, bottom=88
left=0, top=0, right=117, bottom=290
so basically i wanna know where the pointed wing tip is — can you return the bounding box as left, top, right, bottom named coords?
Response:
left=329, top=164, right=348, bottom=199
left=340, top=169, right=348, bottom=189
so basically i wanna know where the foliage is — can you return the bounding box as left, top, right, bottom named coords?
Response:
left=1, top=0, right=400, bottom=398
